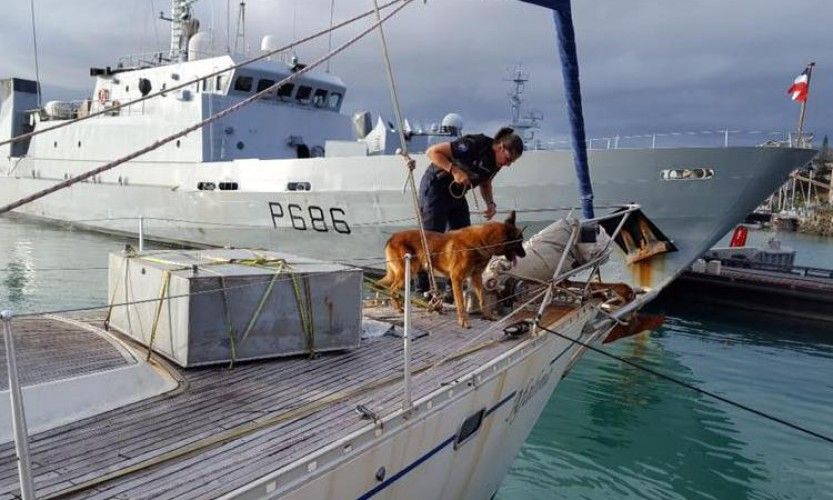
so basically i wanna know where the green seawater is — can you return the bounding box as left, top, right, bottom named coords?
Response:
left=498, top=230, right=833, bottom=500
left=2, top=216, right=832, bottom=499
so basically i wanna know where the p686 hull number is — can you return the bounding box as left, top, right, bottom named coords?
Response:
left=268, top=202, right=351, bottom=234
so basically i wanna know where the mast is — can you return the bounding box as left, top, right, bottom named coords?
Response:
left=506, top=65, right=543, bottom=143
left=508, top=65, right=528, bottom=126
left=166, top=0, right=199, bottom=63
left=234, top=1, right=247, bottom=55
left=795, top=61, right=815, bottom=146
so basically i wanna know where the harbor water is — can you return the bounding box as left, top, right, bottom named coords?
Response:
left=2, top=216, right=832, bottom=499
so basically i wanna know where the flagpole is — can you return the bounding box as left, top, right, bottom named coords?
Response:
left=796, top=62, right=815, bottom=146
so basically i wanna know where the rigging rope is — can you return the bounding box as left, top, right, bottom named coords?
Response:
left=29, top=0, right=42, bottom=109
left=371, top=0, right=441, bottom=310
left=0, top=0, right=415, bottom=217
left=0, top=0, right=403, bottom=150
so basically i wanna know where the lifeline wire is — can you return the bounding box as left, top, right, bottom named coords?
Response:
left=534, top=323, right=833, bottom=446
left=9, top=232, right=528, bottom=319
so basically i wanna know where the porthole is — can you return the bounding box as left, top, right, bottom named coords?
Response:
left=77, top=141, right=82, bottom=148
left=176, top=140, right=181, bottom=148
left=53, top=141, right=57, bottom=148
left=660, top=168, right=715, bottom=181
left=236, top=141, right=244, bottom=150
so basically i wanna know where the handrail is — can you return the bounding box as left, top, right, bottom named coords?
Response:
left=525, top=129, right=815, bottom=151
left=711, top=257, right=833, bottom=280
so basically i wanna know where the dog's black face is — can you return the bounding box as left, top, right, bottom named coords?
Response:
left=502, top=211, right=527, bottom=261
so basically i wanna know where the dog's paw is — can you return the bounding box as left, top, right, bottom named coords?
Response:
left=458, top=318, right=471, bottom=329
left=480, top=311, right=496, bottom=321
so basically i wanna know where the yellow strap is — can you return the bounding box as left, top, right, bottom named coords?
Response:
left=239, top=261, right=284, bottom=343
left=146, top=271, right=171, bottom=362
left=289, top=273, right=315, bottom=356
left=104, top=255, right=130, bottom=329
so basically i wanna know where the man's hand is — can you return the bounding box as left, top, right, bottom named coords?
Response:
left=483, top=202, right=497, bottom=220
left=450, top=165, right=470, bottom=186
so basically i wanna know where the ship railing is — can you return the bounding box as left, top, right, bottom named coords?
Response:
left=713, top=258, right=833, bottom=280
left=115, top=51, right=172, bottom=70
left=526, top=129, right=815, bottom=151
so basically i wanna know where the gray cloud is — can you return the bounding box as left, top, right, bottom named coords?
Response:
left=1, top=0, right=830, bottom=141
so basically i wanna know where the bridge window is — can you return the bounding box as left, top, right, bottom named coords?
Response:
left=216, top=75, right=226, bottom=92
left=257, top=79, right=276, bottom=95
left=296, top=85, right=312, bottom=104
left=312, top=89, right=328, bottom=107
left=277, top=83, right=294, bottom=100
left=327, top=92, right=343, bottom=111
left=234, top=75, right=253, bottom=92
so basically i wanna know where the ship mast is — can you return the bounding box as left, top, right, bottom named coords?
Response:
left=508, top=65, right=528, bottom=127
left=506, top=65, right=543, bottom=143
left=166, top=0, right=199, bottom=63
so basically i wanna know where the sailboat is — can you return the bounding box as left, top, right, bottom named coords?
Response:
left=0, top=1, right=817, bottom=498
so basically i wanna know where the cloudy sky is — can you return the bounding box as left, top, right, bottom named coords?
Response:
left=1, top=0, right=830, bottom=145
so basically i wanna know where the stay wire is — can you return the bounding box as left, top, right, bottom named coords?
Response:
left=533, top=323, right=833, bottom=446
left=29, top=0, right=42, bottom=108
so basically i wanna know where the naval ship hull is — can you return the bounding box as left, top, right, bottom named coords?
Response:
left=0, top=146, right=814, bottom=291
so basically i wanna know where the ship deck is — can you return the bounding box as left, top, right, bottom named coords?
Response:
left=0, top=303, right=578, bottom=499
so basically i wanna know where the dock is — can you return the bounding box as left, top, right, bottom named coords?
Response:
left=657, top=260, right=833, bottom=323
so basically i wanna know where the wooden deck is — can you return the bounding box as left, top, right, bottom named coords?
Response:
left=0, top=304, right=576, bottom=499
left=0, top=316, right=129, bottom=391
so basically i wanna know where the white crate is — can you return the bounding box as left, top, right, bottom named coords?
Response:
left=107, top=249, right=362, bottom=367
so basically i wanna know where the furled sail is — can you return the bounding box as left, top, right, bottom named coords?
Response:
left=518, top=0, right=593, bottom=219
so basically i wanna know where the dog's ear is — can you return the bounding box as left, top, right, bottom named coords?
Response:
left=505, top=210, right=517, bottom=226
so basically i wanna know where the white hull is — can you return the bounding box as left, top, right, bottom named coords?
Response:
left=1, top=146, right=814, bottom=291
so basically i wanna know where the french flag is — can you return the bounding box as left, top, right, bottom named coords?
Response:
left=787, top=69, right=810, bottom=103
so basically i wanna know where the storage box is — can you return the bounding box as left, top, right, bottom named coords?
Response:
left=107, top=249, right=362, bottom=367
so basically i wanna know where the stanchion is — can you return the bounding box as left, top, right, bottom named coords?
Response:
left=138, top=216, right=145, bottom=252
left=1, top=311, right=35, bottom=499
left=403, top=254, right=412, bottom=412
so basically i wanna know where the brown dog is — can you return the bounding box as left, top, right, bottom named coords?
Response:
left=377, top=211, right=526, bottom=328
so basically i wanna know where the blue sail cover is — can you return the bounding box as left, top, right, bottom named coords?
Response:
left=518, top=0, right=594, bottom=218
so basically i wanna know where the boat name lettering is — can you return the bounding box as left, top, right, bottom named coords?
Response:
left=268, top=202, right=351, bottom=234
left=507, top=367, right=553, bottom=423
